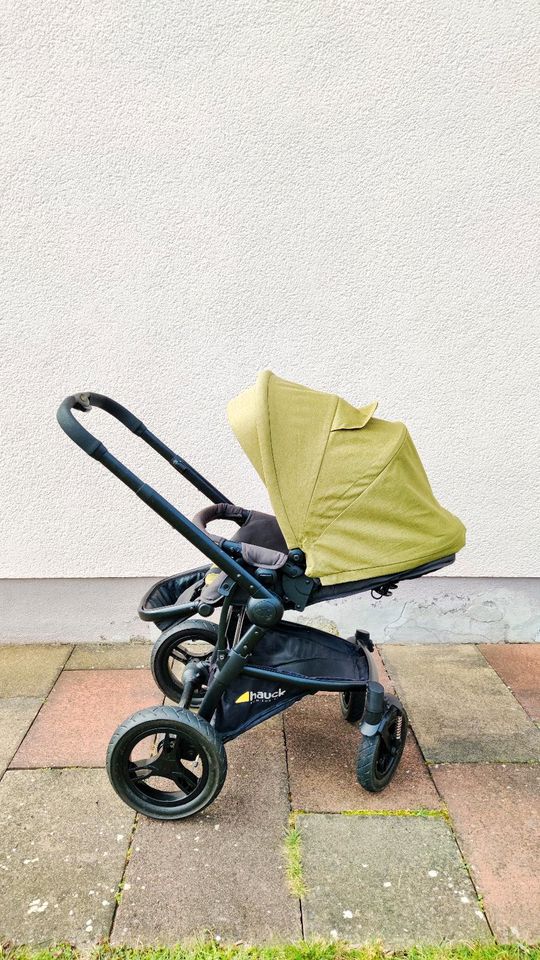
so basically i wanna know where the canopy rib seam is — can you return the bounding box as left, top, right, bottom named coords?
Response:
left=299, top=395, right=340, bottom=546
left=302, top=425, right=399, bottom=543
left=305, top=424, right=408, bottom=552
left=261, top=371, right=296, bottom=544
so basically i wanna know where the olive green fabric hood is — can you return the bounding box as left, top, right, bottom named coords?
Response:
left=227, top=371, right=466, bottom=586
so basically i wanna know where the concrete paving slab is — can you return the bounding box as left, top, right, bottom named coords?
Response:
left=66, top=642, right=152, bottom=671
left=285, top=694, right=440, bottom=812
left=432, top=763, right=540, bottom=943
left=0, top=697, right=43, bottom=779
left=0, top=644, right=71, bottom=698
left=11, top=669, right=161, bottom=768
left=299, top=812, right=490, bottom=946
left=381, top=644, right=540, bottom=762
left=0, top=768, right=134, bottom=946
left=479, top=643, right=540, bottom=721
left=112, top=716, right=301, bottom=944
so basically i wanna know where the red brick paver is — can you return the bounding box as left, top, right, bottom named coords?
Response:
left=432, top=762, right=540, bottom=943
left=11, top=669, right=160, bottom=768
left=479, top=643, right=540, bottom=721
left=285, top=693, right=440, bottom=811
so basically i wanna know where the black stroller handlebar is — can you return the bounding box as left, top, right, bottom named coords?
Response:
left=57, top=393, right=146, bottom=453
left=56, top=393, right=282, bottom=616
left=57, top=392, right=229, bottom=503
left=57, top=393, right=123, bottom=459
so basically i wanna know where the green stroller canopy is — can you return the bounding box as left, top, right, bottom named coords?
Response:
left=227, top=370, right=466, bottom=586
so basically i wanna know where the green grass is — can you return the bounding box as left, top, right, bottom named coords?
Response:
left=340, top=809, right=445, bottom=818
left=283, top=823, right=307, bottom=898
left=1, top=943, right=539, bottom=960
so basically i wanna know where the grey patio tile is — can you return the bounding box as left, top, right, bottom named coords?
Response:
left=0, top=768, right=134, bottom=946
left=432, top=763, right=540, bottom=943
left=112, top=716, right=301, bottom=944
left=299, top=813, right=490, bottom=946
left=65, top=642, right=152, bottom=671
left=0, top=697, right=43, bottom=779
left=0, top=644, right=71, bottom=698
left=381, top=644, right=540, bottom=762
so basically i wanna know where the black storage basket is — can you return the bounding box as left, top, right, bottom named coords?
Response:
left=214, top=620, right=368, bottom=741
left=139, top=565, right=210, bottom=630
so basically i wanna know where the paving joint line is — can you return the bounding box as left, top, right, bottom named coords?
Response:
left=0, top=701, right=45, bottom=785
left=476, top=644, right=538, bottom=723
left=427, top=759, right=540, bottom=766
left=6, top=764, right=109, bottom=771
left=441, top=811, right=495, bottom=940
left=425, top=744, right=495, bottom=940
left=281, top=715, right=305, bottom=940
left=291, top=808, right=446, bottom=818
left=108, top=811, right=139, bottom=939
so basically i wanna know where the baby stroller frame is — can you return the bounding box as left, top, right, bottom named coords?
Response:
left=57, top=392, right=416, bottom=819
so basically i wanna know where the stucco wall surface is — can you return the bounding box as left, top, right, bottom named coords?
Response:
left=1, top=0, right=538, bottom=580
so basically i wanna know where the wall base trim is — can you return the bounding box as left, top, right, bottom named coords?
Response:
left=0, top=576, right=538, bottom=645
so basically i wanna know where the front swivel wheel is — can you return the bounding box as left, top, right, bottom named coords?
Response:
left=106, top=706, right=227, bottom=820
left=356, top=698, right=408, bottom=793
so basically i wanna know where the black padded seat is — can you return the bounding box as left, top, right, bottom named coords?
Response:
left=307, top=554, right=455, bottom=605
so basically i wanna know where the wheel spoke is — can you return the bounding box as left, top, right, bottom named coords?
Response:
left=169, top=651, right=188, bottom=664
left=167, top=762, right=199, bottom=794
left=128, top=757, right=162, bottom=782
left=128, top=733, right=201, bottom=796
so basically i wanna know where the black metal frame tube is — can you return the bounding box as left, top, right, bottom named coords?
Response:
left=198, top=623, right=266, bottom=721
left=57, top=391, right=383, bottom=729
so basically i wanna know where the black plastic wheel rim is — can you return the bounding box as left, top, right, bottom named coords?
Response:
left=121, top=723, right=210, bottom=807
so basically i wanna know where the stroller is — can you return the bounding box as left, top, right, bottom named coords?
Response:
left=57, top=371, right=465, bottom=821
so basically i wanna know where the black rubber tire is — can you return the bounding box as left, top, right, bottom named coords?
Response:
left=340, top=689, right=367, bottom=723
left=106, top=705, right=227, bottom=820
left=151, top=619, right=218, bottom=704
left=356, top=701, right=408, bottom=793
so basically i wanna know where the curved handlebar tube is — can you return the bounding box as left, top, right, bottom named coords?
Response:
left=56, top=392, right=278, bottom=608
left=57, top=393, right=231, bottom=504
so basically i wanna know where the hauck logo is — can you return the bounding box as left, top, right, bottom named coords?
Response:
left=235, top=688, right=286, bottom=704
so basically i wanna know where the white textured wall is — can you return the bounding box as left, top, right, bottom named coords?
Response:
left=1, top=0, right=538, bottom=580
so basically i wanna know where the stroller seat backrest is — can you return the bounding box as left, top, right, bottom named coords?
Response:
left=192, top=501, right=289, bottom=602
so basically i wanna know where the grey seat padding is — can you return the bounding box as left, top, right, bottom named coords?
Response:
left=191, top=502, right=288, bottom=602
